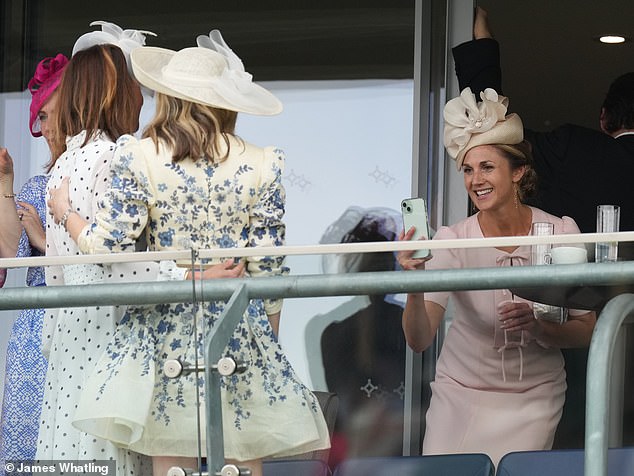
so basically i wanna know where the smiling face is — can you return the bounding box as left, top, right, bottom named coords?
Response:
left=462, top=144, right=525, bottom=212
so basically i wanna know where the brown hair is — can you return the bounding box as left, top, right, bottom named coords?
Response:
left=143, top=93, right=238, bottom=164
left=496, top=140, right=538, bottom=202
left=50, top=44, right=140, bottom=162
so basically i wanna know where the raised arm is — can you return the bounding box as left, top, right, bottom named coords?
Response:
left=397, top=226, right=444, bottom=352
left=473, top=6, right=493, bottom=40
left=452, top=7, right=503, bottom=96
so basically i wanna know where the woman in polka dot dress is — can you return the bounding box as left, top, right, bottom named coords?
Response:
left=39, top=44, right=152, bottom=474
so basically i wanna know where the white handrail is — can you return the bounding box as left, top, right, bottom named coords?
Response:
left=0, top=231, right=633, bottom=269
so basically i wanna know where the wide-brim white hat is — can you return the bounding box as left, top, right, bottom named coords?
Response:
left=131, top=46, right=282, bottom=115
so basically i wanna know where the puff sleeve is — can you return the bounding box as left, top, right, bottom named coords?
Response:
left=246, top=146, right=290, bottom=315
left=77, top=135, right=153, bottom=255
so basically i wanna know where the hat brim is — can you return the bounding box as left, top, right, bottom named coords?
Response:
left=131, top=47, right=282, bottom=116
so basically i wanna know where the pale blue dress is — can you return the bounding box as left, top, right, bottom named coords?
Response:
left=0, top=175, right=48, bottom=468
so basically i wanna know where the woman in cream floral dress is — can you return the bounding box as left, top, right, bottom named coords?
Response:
left=49, top=32, right=329, bottom=476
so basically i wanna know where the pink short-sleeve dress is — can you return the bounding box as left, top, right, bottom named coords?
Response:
left=422, top=206, right=585, bottom=466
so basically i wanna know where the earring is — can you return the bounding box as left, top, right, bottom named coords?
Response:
left=513, top=182, right=520, bottom=210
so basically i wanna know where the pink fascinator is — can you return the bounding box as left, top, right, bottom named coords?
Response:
left=443, top=87, right=523, bottom=170
left=28, top=54, right=69, bottom=137
left=72, top=20, right=156, bottom=73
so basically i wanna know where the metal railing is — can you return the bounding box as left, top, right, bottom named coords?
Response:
left=584, top=293, right=634, bottom=476
left=2, top=260, right=633, bottom=475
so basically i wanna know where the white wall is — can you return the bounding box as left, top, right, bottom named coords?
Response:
left=246, top=80, right=415, bottom=386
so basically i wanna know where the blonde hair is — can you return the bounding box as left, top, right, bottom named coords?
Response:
left=143, top=93, right=239, bottom=163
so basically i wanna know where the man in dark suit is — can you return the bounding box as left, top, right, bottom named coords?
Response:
left=451, top=7, right=634, bottom=450
left=453, top=8, right=634, bottom=235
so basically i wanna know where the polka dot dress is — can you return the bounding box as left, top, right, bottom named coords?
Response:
left=40, top=131, right=151, bottom=475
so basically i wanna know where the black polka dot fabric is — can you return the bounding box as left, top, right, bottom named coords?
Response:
left=41, top=132, right=152, bottom=474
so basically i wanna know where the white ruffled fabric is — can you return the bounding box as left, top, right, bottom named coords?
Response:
left=72, top=20, right=156, bottom=72
left=195, top=29, right=283, bottom=115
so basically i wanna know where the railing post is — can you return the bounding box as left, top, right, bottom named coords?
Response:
left=205, top=284, right=249, bottom=475
left=585, top=293, right=634, bottom=476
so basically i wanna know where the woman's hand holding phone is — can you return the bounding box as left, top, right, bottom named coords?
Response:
left=397, top=227, right=432, bottom=270
left=398, top=197, right=432, bottom=270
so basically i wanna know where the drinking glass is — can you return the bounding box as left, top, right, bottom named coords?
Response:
left=530, top=222, right=566, bottom=323
left=530, top=222, right=554, bottom=266
left=532, top=302, right=568, bottom=324
left=596, top=205, right=620, bottom=262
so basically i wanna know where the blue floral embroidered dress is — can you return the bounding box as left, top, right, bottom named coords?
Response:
left=0, top=175, right=48, bottom=468
left=72, top=135, right=329, bottom=460
left=39, top=131, right=151, bottom=475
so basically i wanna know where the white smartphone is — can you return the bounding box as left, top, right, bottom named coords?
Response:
left=401, top=197, right=431, bottom=259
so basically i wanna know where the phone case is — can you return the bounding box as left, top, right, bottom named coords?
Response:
left=401, top=197, right=431, bottom=259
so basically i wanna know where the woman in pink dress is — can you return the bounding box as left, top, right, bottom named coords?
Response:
left=397, top=88, right=596, bottom=466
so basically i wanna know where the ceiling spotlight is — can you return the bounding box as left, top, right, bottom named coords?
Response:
left=598, top=35, right=628, bottom=44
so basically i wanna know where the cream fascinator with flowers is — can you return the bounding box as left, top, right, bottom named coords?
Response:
left=443, top=87, right=524, bottom=170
